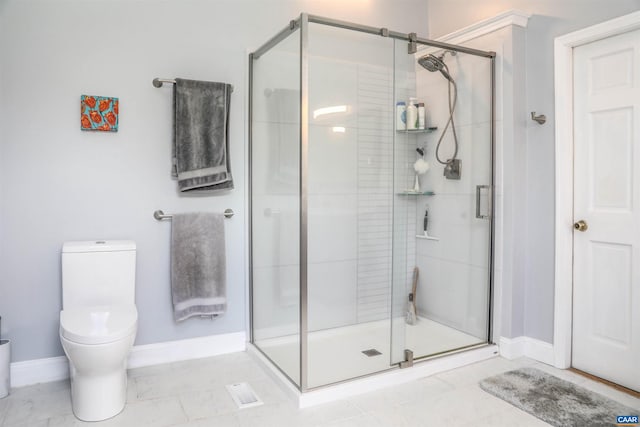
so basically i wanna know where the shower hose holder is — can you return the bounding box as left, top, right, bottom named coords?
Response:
left=444, top=159, right=461, bottom=180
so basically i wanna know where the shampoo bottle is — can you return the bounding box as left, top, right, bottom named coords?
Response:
left=396, top=101, right=406, bottom=130
left=406, top=98, right=418, bottom=130
left=418, top=103, right=426, bottom=129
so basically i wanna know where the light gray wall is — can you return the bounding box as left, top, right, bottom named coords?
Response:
left=0, top=0, right=429, bottom=362
left=427, top=0, right=640, bottom=343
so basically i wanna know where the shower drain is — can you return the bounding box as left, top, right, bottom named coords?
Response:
left=362, top=349, right=382, bottom=357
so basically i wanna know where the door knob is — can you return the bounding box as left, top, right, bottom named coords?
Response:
left=574, top=220, right=588, bottom=232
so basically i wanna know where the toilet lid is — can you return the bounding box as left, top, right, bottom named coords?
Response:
left=60, top=305, right=137, bottom=345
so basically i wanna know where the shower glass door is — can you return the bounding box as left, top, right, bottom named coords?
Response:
left=391, top=40, right=493, bottom=364
left=305, top=22, right=395, bottom=388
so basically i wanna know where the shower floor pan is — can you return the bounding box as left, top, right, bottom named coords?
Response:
left=251, top=317, right=497, bottom=407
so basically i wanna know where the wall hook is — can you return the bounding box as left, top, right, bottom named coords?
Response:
left=531, top=112, right=546, bottom=125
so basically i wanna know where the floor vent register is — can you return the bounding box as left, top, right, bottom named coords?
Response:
left=225, top=382, right=264, bottom=409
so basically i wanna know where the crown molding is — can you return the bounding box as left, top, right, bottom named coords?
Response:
left=419, top=9, right=531, bottom=52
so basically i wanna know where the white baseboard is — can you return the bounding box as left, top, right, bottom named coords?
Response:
left=10, top=356, right=70, bottom=388
left=127, top=331, right=246, bottom=369
left=10, top=331, right=246, bottom=388
left=499, top=336, right=554, bottom=365
left=499, top=336, right=527, bottom=359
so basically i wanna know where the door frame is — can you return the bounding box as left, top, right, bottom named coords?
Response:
left=553, top=11, right=640, bottom=369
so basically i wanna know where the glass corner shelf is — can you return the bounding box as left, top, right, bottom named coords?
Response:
left=416, top=234, right=439, bottom=241
left=397, top=190, right=435, bottom=196
left=396, top=126, right=437, bottom=134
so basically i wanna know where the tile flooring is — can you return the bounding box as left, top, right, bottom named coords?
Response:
left=0, top=353, right=638, bottom=427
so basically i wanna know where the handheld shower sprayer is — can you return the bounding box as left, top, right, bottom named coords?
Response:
left=417, top=53, right=454, bottom=82
left=417, top=50, right=460, bottom=179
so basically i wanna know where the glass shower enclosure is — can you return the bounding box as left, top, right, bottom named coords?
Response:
left=249, top=14, right=495, bottom=391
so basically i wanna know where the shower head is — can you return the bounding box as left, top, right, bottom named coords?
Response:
left=418, top=53, right=454, bottom=82
left=417, top=50, right=460, bottom=170
left=418, top=54, right=444, bottom=72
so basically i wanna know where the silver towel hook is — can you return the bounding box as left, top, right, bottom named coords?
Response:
left=531, top=112, right=546, bottom=125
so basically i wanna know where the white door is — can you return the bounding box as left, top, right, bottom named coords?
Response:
left=572, top=28, right=640, bottom=392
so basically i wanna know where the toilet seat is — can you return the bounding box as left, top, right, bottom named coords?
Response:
left=60, top=305, right=137, bottom=345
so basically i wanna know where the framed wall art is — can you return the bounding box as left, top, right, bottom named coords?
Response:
left=81, top=95, right=119, bottom=132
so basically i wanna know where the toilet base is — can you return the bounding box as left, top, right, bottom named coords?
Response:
left=69, top=364, right=127, bottom=421
left=60, top=333, right=135, bottom=422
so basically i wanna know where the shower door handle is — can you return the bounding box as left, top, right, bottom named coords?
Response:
left=476, top=185, right=490, bottom=219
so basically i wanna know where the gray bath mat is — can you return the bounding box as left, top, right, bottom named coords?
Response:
left=479, top=368, right=639, bottom=426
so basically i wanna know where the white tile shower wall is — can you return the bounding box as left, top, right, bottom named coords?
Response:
left=413, top=51, right=492, bottom=339
left=307, top=57, right=359, bottom=332
left=356, top=64, right=394, bottom=323
left=391, top=66, right=419, bottom=322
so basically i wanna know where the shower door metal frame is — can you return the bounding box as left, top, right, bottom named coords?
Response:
left=249, top=12, right=496, bottom=393
left=298, top=13, right=310, bottom=392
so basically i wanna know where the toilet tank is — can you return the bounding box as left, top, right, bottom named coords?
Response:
left=62, top=240, right=136, bottom=310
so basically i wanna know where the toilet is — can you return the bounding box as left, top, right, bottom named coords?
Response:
left=59, top=240, right=138, bottom=421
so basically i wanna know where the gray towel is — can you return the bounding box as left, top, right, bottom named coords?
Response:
left=173, top=78, right=233, bottom=192
left=171, top=212, right=226, bottom=321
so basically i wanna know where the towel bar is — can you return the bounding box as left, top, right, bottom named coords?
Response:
left=152, top=78, right=176, bottom=87
left=154, top=209, right=234, bottom=220
left=152, top=78, right=234, bottom=92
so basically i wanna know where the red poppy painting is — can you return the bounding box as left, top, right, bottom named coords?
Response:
left=81, top=95, right=118, bottom=132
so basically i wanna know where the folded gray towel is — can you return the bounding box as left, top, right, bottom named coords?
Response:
left=173, top=78, right=233, bottom=192
left=171, top=212, right=226, bottom=321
